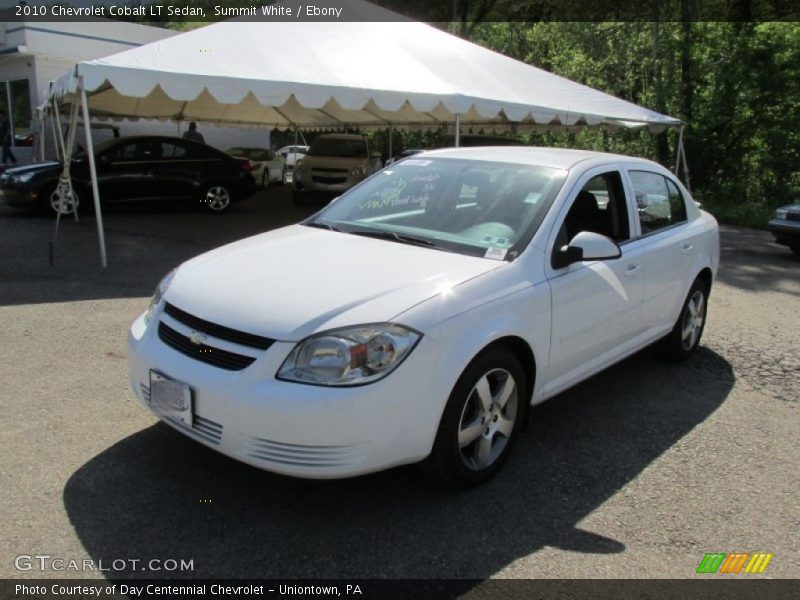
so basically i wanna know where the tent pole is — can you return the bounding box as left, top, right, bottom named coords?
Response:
left=674, top=125, right=684, bottom=178
left=52, top=98, right=66, bottom=163
left=679, top=134, right=691, bottom=193
left=63, top=96, right=81, bottom=221
left=79, top=77, right=107, bottom=268
left=294, top=126, right=298, bottom=147
left=388, top=126, right=393, bottom=161
left=454, top=114, right=461, bottom=147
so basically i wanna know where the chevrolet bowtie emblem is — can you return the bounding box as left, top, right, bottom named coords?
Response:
left=188, top=330, right=208, bottom=346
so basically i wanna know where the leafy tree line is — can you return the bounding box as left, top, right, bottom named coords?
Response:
left=122, top=1, right=799, bottom=226
left=464, top=20, right=800, bottom=225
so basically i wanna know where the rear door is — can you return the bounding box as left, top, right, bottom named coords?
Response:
left=623, top=167, right=696, bottom=330
left=151, top=139, right=219, bottom=200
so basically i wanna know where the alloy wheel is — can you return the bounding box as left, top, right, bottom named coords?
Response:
left=457, top=368, right=518, bottom=471
left=205, top=185, right=231, bottom=211
left=681, top=290, right=705, bottom=351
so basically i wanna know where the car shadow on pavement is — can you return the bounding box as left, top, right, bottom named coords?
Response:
left=63, top=347, right=734, bottom=580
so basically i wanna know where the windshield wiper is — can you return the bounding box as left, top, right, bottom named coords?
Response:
left=348, top=229, right=439, bottom=249
left=305, top=221, right=342, bottom=232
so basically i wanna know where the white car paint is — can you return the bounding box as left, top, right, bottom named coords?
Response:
left=226, top=147, right=286, bottom=188
left=128, top=147, right=719, bottom=480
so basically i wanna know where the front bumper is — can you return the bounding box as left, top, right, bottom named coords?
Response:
left=768, top=218, right=800, bottom=245
left=127, top=312, right=446, bottom=479
left=0, top=185, right=38, bottom=207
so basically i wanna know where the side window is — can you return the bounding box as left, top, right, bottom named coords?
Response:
left=104, top=141, right=142, bottom=162
left=666, top=179, right=688, bottom=224
left=562, top=171, right=630, bottom=243
left=630, top=171, right=685, bottom=234
left=156, top=142, right=188, bottom=159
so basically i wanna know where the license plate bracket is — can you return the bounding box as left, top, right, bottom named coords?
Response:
left=149, top=371, right=193, bottom=427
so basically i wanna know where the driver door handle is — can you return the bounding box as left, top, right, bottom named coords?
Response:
left=624, top=263, right=642, bottom=278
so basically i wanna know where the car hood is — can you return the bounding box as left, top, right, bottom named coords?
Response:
left=1, top=161, right=61, bottom=176
left=165, top=225, right=502, bottom=341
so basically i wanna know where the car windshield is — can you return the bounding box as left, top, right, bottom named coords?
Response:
left=307, top=157, right=566, bottom=260
left=307, top=138, right=367, bottom=158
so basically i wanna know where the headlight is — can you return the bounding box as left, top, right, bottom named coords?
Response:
left=277, top=324, right=421, bottom=386
left=775, top=208, right=789, bottom=220
left=144, top=269, right=176, bottom=325
left=350, top=165, right=366, bottom=178
left=11, top=172, right=35, bottom=184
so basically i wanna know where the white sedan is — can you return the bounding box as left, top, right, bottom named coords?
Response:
left=225, top=147, right=287, bottom=188
left=128, top=148, right=719, bottom=487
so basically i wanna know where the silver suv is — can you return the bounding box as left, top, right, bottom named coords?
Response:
left=293, top=134, right=382, bottom=205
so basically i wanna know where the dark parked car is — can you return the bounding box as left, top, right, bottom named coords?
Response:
left=0, top=136, right=257, bottom=214
left=768, top=204, right=800, bottom=255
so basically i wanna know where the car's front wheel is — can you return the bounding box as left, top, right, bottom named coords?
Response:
left=658, top=277, right=709, bottom=361
left=201, top=183, right=232, bottom=213
left=424, top=347, right=525, bottom=487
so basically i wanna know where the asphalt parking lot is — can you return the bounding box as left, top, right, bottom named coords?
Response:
left=1, top=187, right=798, bottom=581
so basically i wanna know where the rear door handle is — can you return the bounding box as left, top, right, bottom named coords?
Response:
left=681, top=243, right=694, bottom=254
left=624, top=263, right=642, bottom=278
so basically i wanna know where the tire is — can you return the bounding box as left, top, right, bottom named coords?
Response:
left=657, top=277, right=709, bottom=361
left=424, top=346, right=526, bottom=488
left=261, top=169, right=270, bottom=190
left=43, top=181, right=81, bottom=215
left=200, top=183, right=232, bottom=213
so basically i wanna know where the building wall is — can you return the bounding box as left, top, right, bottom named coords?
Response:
left=0, top=20, right=271, bottom=164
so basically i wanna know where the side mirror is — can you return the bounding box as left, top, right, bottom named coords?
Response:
left=552, top=231, right=621, bottom=269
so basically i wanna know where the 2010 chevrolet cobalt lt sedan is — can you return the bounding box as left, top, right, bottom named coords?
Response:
left=128, top=147, right=719, bottom=486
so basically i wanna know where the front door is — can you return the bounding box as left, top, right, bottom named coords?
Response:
left=544, top=167, right=648, bottom=395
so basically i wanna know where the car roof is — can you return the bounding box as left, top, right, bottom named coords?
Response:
left=420, top=146, right=663, bottom=171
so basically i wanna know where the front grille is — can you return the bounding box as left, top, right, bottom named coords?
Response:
left=786, top=211, right=800, bottom=222
left=158, top=322, right=255, bottom=371
left=312, top=176, right=348, bottom=185
left=163, top=302, right=274, bottom=350
left=313, top=167, right=350, bottom=173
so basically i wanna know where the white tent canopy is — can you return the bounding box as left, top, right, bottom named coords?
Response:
left=49, top=0, right=681, bottom=133
left=44, top=0, right=686, bottom=268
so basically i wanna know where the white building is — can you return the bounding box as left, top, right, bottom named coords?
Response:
left=0, top=20, right=269, bottom=162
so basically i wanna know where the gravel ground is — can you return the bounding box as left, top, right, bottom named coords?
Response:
left=0, top=189, right=797, bottom=581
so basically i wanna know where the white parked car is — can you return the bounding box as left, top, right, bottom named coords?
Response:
left=292, top=134, right=383, bottom=205
left=276, top=145, right=309, bottom=168
left=128, top=148, right=719, bottom=487
left=225, top=147, right=287, bottom=188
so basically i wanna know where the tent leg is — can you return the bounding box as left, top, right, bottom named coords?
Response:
left=388, top=126, right=393, bottom=161
left=679, top=135, right=691, bottom=193
left=294, top=126, right=298, bottom=147
left=454, top=114, right=461, bottom=147
left=674, top=125, right=684, bottom=178
left=79, top=78, right=107, bottom=268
